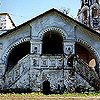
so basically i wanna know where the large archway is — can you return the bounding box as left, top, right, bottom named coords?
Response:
left=7, top=41, right=30, bottom=71
left=42, top=31, right=63, bottom=55
left=75, top=42, right=98, bottom=71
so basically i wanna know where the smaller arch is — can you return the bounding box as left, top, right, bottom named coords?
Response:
left=2, top=38, right=30, bottom=64
left=76, top=39, right=100, bottom=73
left=83, top=9, right=88, bottom=21
left=92, top=6, right=99, bottom=18
left=75, top=42, right=94, bottom=64
left=81, top=6, right=89, bottom=25
left=6, top=41, right=30, bottom=71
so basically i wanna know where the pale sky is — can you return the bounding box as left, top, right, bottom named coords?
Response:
left=0, top=0, right=81, bottom=26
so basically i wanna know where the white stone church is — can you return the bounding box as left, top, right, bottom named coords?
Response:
left=0, top=0, right=100, bottom=93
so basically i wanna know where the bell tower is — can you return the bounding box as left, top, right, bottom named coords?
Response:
left=77, top=0, right=100, bottom=32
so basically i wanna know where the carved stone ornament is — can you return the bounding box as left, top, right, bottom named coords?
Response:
left=41, top=59, right=48, bottom=67
left=32, top=44, right=40, bottom=54
left=64, top=45, right=73, bottom=55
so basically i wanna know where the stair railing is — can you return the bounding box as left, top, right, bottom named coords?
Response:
left=73, top=55, right=100, bottom=90
left=5, top=54, right=30, bottom=88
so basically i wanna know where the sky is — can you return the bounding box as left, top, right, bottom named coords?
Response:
left=0, top=0, right=81, bottom=26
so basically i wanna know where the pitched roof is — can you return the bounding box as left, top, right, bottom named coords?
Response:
left=0, top=8, right=100, bottom=37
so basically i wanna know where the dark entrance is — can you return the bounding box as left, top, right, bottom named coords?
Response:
left=43, top=80, right=50, bottom=95
left=42, top=31, right=63, bottom=55
left=7, top=41, right=30, bottom=71
left=75, top=42, right=98, bottom=73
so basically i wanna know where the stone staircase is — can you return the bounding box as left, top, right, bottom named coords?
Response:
left=2, top=54, right=100, bottom=92
left=73, top=56, right=100, bottom=91
left=4, top=54, right=30, bottom=89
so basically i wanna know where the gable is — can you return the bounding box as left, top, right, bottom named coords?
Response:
left=0, top=8, right=99, bottom=37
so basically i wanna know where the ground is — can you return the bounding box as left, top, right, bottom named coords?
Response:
left=0, top=92, right=100, bottom=100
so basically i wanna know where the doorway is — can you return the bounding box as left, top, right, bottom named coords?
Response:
left=42, top=31, right=63, bottom=55
left=43, top=80, right=50, bottom=95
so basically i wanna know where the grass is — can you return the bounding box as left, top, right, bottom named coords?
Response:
left=0, top=92, right=100, bottom=100
left=0, top=92, right=100, bottom=97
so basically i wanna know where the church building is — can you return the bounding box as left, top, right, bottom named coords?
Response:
left=0, top=0, right=100, bottom=93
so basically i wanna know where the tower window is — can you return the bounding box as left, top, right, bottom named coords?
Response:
left=83, top=10, right=87, bottom=21
left=92, top=7, right=98, bottom=18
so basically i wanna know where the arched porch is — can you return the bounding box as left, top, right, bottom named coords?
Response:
left=6, top=41, right=30, bottom=71
left=42, top=30, right=63, bottom=55
left=75, top=42, right=98, bottom=73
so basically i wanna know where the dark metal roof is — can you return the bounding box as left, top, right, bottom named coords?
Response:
left=0, top=8, right=100, bottom=37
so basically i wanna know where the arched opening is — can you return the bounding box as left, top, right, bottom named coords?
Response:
left=7, top=41, right=30, bottom=71
left=42, top=31, right=63, bottom=55
left=75, top=43, right=97, bottom=68
left=92, top=7, right=98, bottom=18
left=43, top=80, right=50, bottom=95
left=83, top=10, right=88, bottom=21
left=92, top=6, right=99, bottom=28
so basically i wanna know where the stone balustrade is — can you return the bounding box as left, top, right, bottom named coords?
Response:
left=74, top=56, right=99, bottom=90
left=5, top=54, right=30, bottom=88
left=30, top=54, right=68, bottom=69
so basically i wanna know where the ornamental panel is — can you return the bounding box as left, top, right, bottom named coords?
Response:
left=41, top=59, right=48, bottom=67
left=31, top=43, right=41, bottom=54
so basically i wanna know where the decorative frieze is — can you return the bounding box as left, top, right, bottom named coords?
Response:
left=31, top=55, right=66, bottom=69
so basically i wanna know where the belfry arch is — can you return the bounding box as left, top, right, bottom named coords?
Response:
left=7, top=41, right=30, bottom=71
left=42, top=30, right=63, bottom=54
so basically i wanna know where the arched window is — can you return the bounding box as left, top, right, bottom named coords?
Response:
left=82, top=9, right=88, bottom=25
left=42, top=31, right=63, bottom=55
left=92, top=7, right=98, bottom=18
left=83, top=10, right=88, bottom=21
